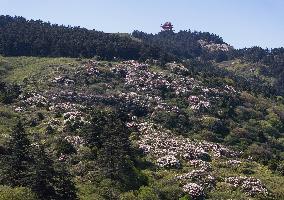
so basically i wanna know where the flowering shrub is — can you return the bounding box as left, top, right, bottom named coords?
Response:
left=134, top=122, right=239, bottom=163
left=63, top=111, right=89, bottom=129
left=182, top=183, right=204, bottom=199
left=225, top=176, right=268, bottom=196
left=156, top=155, right=180, bottom=168
left=21, top=93, right=48, bottom=107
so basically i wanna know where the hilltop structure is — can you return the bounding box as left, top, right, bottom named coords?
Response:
left=161, top=22, right=174, bottom=31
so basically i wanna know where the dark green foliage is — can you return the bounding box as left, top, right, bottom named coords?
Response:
left=0, top=122, right=78, bottom=200
left=183, top=60, right=276, bottom=97
left=0, top=121, right=35, bottom=187
left=152, top=110, right=192, bottom=134
left=0, top=82, right=21, bottom=104
left=133, top=30, right=223, bottom=60
left=37, top=112, right=45, bottom=121
left=0, top=15, right=229, bottom=62
left=232, top=47, right=284, bottom=95
left=52, top=163, right=78, bottom=200
left=0, top=15, right=157, bottom=60
left=82, top=109, right=147, bottom=191
left=31, top=145, right=57, bottom=200
left=55, top=139, right=77, bottom=156
left=245, top=144, right=273, bottom=165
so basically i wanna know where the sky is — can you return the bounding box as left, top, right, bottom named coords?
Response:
left=1, top=0, right=283, bottom=49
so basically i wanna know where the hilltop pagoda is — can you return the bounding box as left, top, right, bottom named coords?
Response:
left=161, top=22, right=174, bottom=31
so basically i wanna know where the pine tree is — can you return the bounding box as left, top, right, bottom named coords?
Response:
left=0, top=122, right=78, bottom=200
left=0, top=121, right=35, bottom=187
left=83, top=109, right=146, bottom=191
left=32, top=144, right=57, bottom=200
left=52, top=162, right=78, bottom=200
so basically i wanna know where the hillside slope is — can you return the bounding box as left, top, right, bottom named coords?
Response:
left=0, top=56, right=283, bottom=199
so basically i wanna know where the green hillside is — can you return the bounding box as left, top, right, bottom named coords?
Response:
left=0, top=56, right=283, bottom=199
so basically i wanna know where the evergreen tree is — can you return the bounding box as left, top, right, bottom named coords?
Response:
left=52, top=163, right=78, bottom=200
left=31, top=141, right=78, bottom=200
left=83, top=109, right=147, bottom=191
left=32, top=144, right=57, bottom=200
left=0, top=122, right=78, bottom=200
left=83, top=110, right=131, bottom=178
left=0, top=121, right=35, bottom=188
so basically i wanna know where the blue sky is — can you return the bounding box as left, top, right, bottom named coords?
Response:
left=1, top=0, right=283, bottom=48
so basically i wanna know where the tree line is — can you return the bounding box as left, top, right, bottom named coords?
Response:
left=0, top=15, right=228, bottom=62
